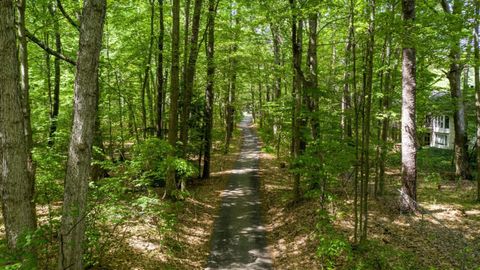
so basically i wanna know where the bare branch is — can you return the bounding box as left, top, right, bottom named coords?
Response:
left=56, top=0, right=80, bottom=31
left=25, top=29, right=76, bottom=66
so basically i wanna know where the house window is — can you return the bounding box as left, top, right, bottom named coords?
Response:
left=435, top=116, right=450, bottom=129
left=436, top=134, right=448, bottom=146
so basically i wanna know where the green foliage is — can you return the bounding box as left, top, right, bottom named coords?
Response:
left=424, top=172, right=442, bottom=185
left=128, top=138, right=173, bottom=188
left=348, top=240, right=419, bottom=270
left=387, top=147, right=455, bottom=179
left=170, top=158, right=198, bottom=180
left=32, top=147, right=66, bottom=204
left=292, top=139, right=355, bottom=196
left=0, top=229, right=44, bottom=270
left=316, top=210, right=352, bottom=269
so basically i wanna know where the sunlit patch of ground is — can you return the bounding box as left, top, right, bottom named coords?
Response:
left=259, top=151, right=322, bottom=269
left=162, top=134, right=243, bottom=269
left=97, top=134, right=243, bottom=269
left=334, top=173, right=480, bottom=269
left=259, top=146, right=480, bottom=269
left=0, top=131, right=243, bottom=270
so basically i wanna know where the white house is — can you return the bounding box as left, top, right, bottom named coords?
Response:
left=428, top=115, right=454, bottom=149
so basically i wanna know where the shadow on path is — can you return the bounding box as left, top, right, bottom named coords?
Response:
left=205, top=114, right=272, bottom=270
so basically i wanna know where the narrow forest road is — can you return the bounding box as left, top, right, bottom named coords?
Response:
left=205, top=113, right=272, bottom=270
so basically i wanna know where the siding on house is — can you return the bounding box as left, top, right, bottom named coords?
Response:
left=430, top=115, right=454, bottom=149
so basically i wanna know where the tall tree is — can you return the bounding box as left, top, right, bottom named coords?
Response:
left=202, top=0, right=216, bottom=179
left=378, top=30, right=394, bottom=197
left=57, top=0, right=106, bottom=268
left=475, top=0, right=480, bottom=201
left=0, top=0, right=37, bottom=263
left=359, top=0, right=375, bottom=241
left=180, top=0, right=204, bottom=152
left=290, top=0, right=303, bottom=201
left=47, top=2, right=62, bottom=146
left=342, top=17, right=354, bottom=139
left=400, top=0, right=417, bottom=212
left=166, top=0, right=181, bottom=197
left=141, top=0, right=156, bottom=139
left=442, top=0, right=471, bottom=180
left=271, top=23, right=282, bottom=99
left=17, top=0, right=35, bottom=182
left=305, top=12, right=319, bottom=140
left=224, top=13, right=238, bottom=154
left=156, top=0, right=165, bottom=138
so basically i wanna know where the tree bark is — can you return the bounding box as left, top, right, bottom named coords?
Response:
left=360, top=0, right=375, bottom=241
left=202, top=0, right=216, bottom=179
left=48, top=3, right=62, bottom=146
left=306, top=13, right=319, bottom=140
left=400, top=0, right=417, bottom=212
left=180, top=0, right=204, bottom=153
left=0, top=0, right=37, bottom=263
left=224, top=15, right=238, bottom=154
left=58, top=0, right=106, bottom=268
left=290, top=0, right=303, bottom=201
left=442, top=0, right=471, bottom=180
left=166, top=0, right=181, bottom=198
left=182, top=0, right=191, bottom=95
left=347, top=0, right=359, bottom=243
left=17, top=0, right=36, bottom=217
left=378, top=33, right=393, bottom=197
left=141, top=0, right=156, bottom=139
left=156, top=0, right=165, bottom=138
left=271, top=23, right=282, bottom=99
left=475, top=0, right=480, bottom=201
left=342, top=19, right=353, bottom=139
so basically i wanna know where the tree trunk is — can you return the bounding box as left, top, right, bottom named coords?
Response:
left=378, top=34, right=393, bottom=197
left=272, top=23, right=282, bottom=99
left=400, top=0, right=417, bottom=212
left=449, top=63, right=471, bottom=180
left=180, top=0, right=204, bottom=153
left=182, top=0, right=191, bottom=95
left=166, top=0, right=181, bottom=198
left=91, top=81, right=108, bottom=181
left=202, top=0, right=216, bottom=179
left=342, top=20, right=353, bottom=139
left=48, top=3, right=62, bottom=146
left=0, top=0, right=37, bottom=263
left=58, top=0, right=106, bottom=268
left=290, top=0, right=304, bottom=201
left=442, top=0, right=471, bottom=180
left=17, top=0, right=35, bottom=191
left=224, top=16, right=238, bottom=154
left=474, top=0, right=480, bottom=201
left=348, top=0, right=359, bottom=243
left=360, top=0, right=375, bottom=241
left=141, top=0, right=155, bottom=139
left=306, top=13, right=319, bottom=140
left=149, top=69, right=156, bottom=131
left=258, top=79, right=263, bottom=128
left=156, top=0, right=165, bottom=138
left=377, top=3, right=395, bottom=197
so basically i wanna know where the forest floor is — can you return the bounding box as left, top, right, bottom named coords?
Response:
left=2, top=133, right=480, bottom=269
left=96, top=132, right=244, bottom=270
left=0, top=130, right=242, bottom=270
left=259, top=146, right=480, bottom=269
